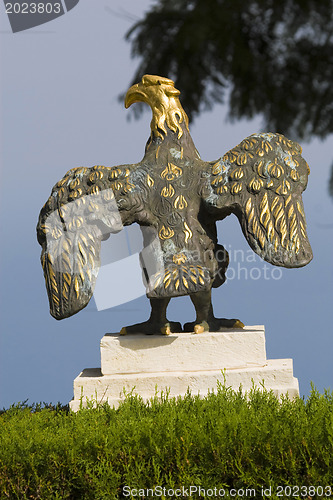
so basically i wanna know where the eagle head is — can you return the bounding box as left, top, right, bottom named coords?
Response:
left=125, top=74, right=189, bottom=140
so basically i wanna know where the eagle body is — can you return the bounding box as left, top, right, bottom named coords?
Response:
left=37, top=75, right=312, bottom=333
left=127, top=132, right=226, bottom=299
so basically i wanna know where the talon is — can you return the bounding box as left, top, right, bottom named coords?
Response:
left=119, top=327, right=127, bottom=336
left=194, top=321, right=209, bottom=334
left=194, top=325, right=204, bottom=334
left=233, top=320, right=244, bottom=328
left=161, top=324, right=171, bottom=335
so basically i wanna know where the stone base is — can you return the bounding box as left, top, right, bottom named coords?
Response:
left=69, top=326, right=299, bottom=411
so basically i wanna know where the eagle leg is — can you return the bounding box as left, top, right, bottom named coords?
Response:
left=183, top=290, right=244, bottom=333
left=119, top=298, right=182, bottom=336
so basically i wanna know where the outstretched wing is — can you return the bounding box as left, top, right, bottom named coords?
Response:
left=37, top=164, right=143, bottom=319
left=202, top=133, right=313, bottom=267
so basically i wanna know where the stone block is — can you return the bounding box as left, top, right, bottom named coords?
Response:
left=71, top=359, right=298, bottom=409
left=69, top=326, right=300, bottom=411
left=100, top=326, right=266, bottom=375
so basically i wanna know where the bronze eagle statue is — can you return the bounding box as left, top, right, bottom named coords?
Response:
left=37, top=75, right=313, bottom=335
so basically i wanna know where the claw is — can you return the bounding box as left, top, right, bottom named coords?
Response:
left=194, top=321, right=209, bottom=334
left=194, top=324, right=204, bottom=334
left=161, top=324, right=171, bottom=335
left=233, top=319, right=244, bottom=328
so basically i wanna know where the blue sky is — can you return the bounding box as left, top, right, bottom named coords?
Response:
left=0, top=0, right=332, bottom=408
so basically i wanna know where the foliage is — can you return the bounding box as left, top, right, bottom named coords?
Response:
left=0, top=386, right=332, bottom=499
left=329, top=162, right=333, bottom=198
left=125, top=0, right=333, bottom=141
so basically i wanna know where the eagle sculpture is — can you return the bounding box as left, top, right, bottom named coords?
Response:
left=37, top=75, right=313, bottom=335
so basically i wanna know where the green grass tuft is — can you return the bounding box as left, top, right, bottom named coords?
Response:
left=0, top=385, right=332, bottom=499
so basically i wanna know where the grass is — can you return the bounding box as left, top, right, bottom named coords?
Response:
left=0, top=384, right=332, bottom=499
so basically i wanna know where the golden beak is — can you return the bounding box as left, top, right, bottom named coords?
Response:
left=124, top=83, right=147, bottom=108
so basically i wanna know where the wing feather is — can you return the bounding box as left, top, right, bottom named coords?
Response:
left=37, top=164, right=141, bottom=319
left=203, top=133, right=313, bottom=267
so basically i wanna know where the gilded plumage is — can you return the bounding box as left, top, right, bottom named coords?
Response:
left=37, top=75, right=313, bottom=334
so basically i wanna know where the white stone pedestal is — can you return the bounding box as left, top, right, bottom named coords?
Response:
left=69, top=326, right=299, bottom=411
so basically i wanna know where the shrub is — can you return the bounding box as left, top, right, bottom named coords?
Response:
left=0, top=385, right=332, bottom=499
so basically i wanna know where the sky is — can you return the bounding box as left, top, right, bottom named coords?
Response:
left=0, top=0, right=332, bottom=409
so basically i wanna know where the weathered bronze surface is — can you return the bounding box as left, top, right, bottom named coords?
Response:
left=37, top=75, right=313, bottom=334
